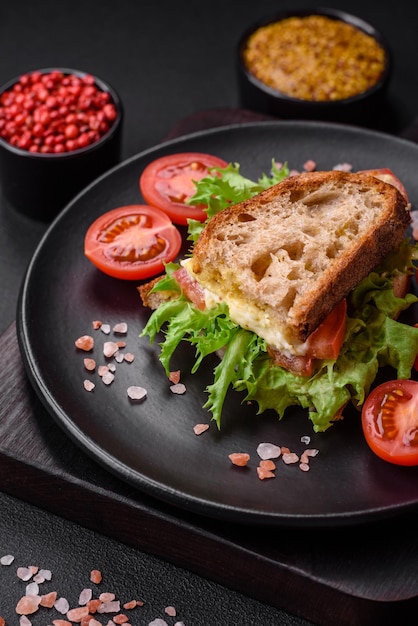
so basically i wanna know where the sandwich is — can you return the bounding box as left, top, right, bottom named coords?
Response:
left=140, top=167, right=418, bottom=433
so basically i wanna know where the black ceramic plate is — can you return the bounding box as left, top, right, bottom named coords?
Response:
left=17, top=121, right=418, bottom=527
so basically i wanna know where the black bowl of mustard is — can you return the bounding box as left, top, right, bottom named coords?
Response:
left=237, top=8, right=392, bottom=126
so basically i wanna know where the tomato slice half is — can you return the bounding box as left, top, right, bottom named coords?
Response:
left=84, top=205, right=182, bottom=280
left=139, top=152, right=229, bottom=225
left=357, top=168, right=409, bottom=202
left=361, top=379, right=418, bottom=465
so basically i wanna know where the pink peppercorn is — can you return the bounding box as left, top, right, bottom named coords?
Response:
left=0, top=70, right=118, bottom=154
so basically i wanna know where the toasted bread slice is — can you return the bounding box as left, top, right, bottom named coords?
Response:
left=189, top=171, right=410, bottom=353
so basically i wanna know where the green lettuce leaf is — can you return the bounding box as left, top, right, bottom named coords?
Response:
left=186, top=160, right=289, bottom=243
left=140, top=162, right=418, bottom=432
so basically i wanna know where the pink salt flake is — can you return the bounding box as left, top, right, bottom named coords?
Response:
left=54, top=597, right=70, bottom=613
left=98, top=600, right=121, bottom=613
left=67, top=606, right=89, bottom=622
left=83, top=380, right=95, bottom=392
left=102, top=371, right=115, bottom=385
left=99, top=592, right=115, bottom=602
left=259, top=459, right=276, bottom=471
left=115, top=352, right=124, bottom=363
left=127, top=386, right=147, bottom=401
left=38, top=568, right=52, bottom=580
left=52, top=620, right=72, bottom=626
left=90, top=569, right=103, bottom=584
left=332, top=162, right=353, bottom=172
left=75, top=335, right=94, bottom=351
left=1, top=554, right=14, bottom=565
left=256, top=442, right=281, bottom=460
left=20, top=616, right=32, bottom=626
left=88, top=620, right=102, bottom=626
left=300, top=448, right=319, bottom=464
left=148, top=620, right=169, bottom=626
left=113, top=614, right=129, bottom=624
left=229, top=452, right=250, bottom=467
left=282, top=452, right=299, bottom=464
left=103, top=341, right=119, bottom=358
left=100, top=324, right=111, bottom=335
left=299, top=462, right=310, bottom=472
left=303, top=159, right=316, bottom=171
left=193, top=423, right=209, bottom=435
left=257, top=467, right=275, bottom=480
left=165, top=606, right=176, bottom=617
left=98, top=365, right=109, bottom=377
left=124, top=352, right=135, bottom=363
left=108, top=362, right=116, bottom=372
left=113, top=322, right=128, bottom=334
left=26, top=581, right=39, bottom=595
left=79, top=588, right=93, bottom=605
left=84, top=358, right=96, bottom=371
left=17, top=567, right=35, bottom=581
left=15, top=595, right=41, bottom=615
left=92, top=320, right=102, bottom=330
left=40, top=591, right=57, bottom=607
left=170, top=383, right=186, bottom=395
left=168, top=370, right=180, bottom=384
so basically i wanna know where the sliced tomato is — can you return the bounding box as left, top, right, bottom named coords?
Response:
left=357, top=168, right=409, bottom=202
left=307, top=299, right=347, bottom=359
left=84, top=205, right=182, bottom=280
left=269, top=299, right=347, bottom=376
left=139, top=152, right=229, bottom=225
left=172, top=266, right=206, bottom=310
left=361, top=379, right=418, bottom=465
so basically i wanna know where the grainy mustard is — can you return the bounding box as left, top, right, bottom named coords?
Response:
left=242, top=15, right=386, bottom=101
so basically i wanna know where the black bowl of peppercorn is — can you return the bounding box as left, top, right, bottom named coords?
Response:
left=237, top=8, right=392, bottom=127
left=0, top=68, right=123, bottom=221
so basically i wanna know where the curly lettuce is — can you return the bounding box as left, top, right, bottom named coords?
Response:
left=140, top=164, right=418, bottom=432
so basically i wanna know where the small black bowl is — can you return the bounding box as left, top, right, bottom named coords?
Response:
left=237, top=8, right=392, bottom=126
left=0, top=67, right=123, bottom=221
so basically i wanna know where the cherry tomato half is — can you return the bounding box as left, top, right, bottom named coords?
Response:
left=361, top=379, right=418, bottom=465
left=84, top=205, right=182, bottom=280
left=358, top=168, right=409, bottom=202
left=139, top=152, right=229, bottom=225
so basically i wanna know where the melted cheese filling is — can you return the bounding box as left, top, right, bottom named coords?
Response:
left=182, top=259, right=307, bottom=356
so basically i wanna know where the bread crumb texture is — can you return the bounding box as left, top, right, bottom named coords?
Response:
left=191, top=171, right=409, bottom=350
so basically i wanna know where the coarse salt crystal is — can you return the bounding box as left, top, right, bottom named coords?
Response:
left=165, top=606, right=176, bottom=617
left=54, top=597, right=70, bottom=613
left=115, top=352, right=124, bottom=363
left=299, top=462, right=310, bottom=472
left=37, top=567, right=52, bottom=580
left=17, top=567, right=35, bottom=581
left=124, top=352, right=135, bottom=363
left=256, top=442, right=281, bottom=460
left=79, top=587, right=93, bottom=605
left=193, top=423, right=209, bottom=435
left=26, top=582, right=39, bottom=596
left=100, top=324, right=111, bottom=334
left=113, top=322, right=128, bottom=334
left=170, top=383, right=186, bottom=395
left=0, top=554, right=14, bottom=565
left=148, top=620, right=169, bottom=626
left=102, top=371, right=115, bottom=385
left=127, top=386, right=147, bottom=401
left=98, top=600, right=120, bottom=613
left=282, top=452, right=299, bottom=464
left=300, top=435, right=311, bottom=445
left=19, top=616, right=31, bottom=626
left=84, top=380, right=95, bottom=392
left=103, top=341, right=119, bottom=358
left=15, top=594, right=41, bottom=615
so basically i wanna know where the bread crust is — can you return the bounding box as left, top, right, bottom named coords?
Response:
left=190, top=171, right=410, bottom=346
